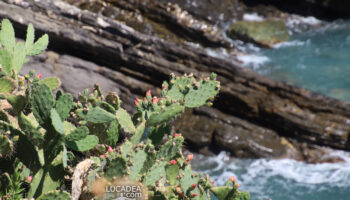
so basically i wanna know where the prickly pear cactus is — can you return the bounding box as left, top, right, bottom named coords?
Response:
left=0, top=77, right=16, bottom=94
left=0, top=19, right=48, bottom=76
left=37, top=190, right=71, bottom=200
left=0, top=135, right=13, bottom=158
left=0, top=19, right=249, bottom=200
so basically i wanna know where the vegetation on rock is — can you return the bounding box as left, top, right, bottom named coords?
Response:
left=227, top=19, right=290, bottom=47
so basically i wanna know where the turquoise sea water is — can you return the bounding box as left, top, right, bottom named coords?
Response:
left=255, top=21, right=350, bottom=101
left=192, top=152, right=350, bottom=200
left=200, top=19, right=350, bottom=200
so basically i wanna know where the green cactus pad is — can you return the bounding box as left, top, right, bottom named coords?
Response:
left=30, top=83, right=55, bottom=128
left=7, top=95, right=26, bottom=116
left=55, top=93, right=73, bottom=120
left=149, top=124, right=171, bottom=146
left=37, top=190, right=71, bottom=200
left=157, top=136, right=184, bottom=161
left=63, top=121, right=75, bottom=135
left=65, top=126, right=89, bottom=141
left=13, top=42, right=26, bottom=73
left=26, top=33, right=49, bottom=56
left=105, top=92, right=120, bottom=110
left=78, top=106, right=115, bottom=123
left=140, top=143, right=156, bottom=174
left=18, top=112, right=43, bottom=146
left=0, top=49, right=12, bottom=75
left=0, top=135, right=13, bottom=157
left=0, top=109, right=10, bottom=122
left=25, top=23, right=34, bottom=53
left=143, top=161, right=166, bottom=186
left=66, top=135, right=98, bottom=152
left=0, top=77, right=16, bottom=94
left=130, top=122, right=146, bottom=144
left=184, top=79, right=219, bottom=108
left=167, top=76, right=195, bottom=100
left=211, top=187, right=235, bottom=200
left=0, top=19, right=15, bottom=53
left=166, top=164, right=179, bottom=186
left=50, top=108, right=64, bottom=135
left=120, top=140, right=133, bottom=158
left=105, top=156, right=128, bottom=179
left=180, top=165, right=199, bottom=194
left=211, top=187, right=250, bottom=200
left=28, top=155, right=65, bottom=199
left=116, top=108, right=135, bottom=134
left=146, top=103, right=184, bottom=126
left=129, top=148, right=147, bottom=181
left=100, top=101, right=116, bottom=114
left=105, top=120, right=119, bottom=147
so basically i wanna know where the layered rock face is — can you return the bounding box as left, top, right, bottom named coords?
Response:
left=1, top=0, right=350, bottom=163
left=243, top=0, right=350, bottom=19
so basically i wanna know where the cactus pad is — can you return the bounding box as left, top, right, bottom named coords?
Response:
left=30, top=83, right=55, bottom=127
left=78, top=107, right=115, bottom=123
left=37, top=190, right=71, bottom=200
left=65, top=126, right=89, bottom=141
left=0, top=135, right=13, bottom=158
left=50, top=108, right=64, bottom=135
left=146, top=103, right=184, bottom=126
left=66, top=135, right=98, bottom=152
left=0, top=77, right=16, bottom=94
left=55, top=93, right=73, bottom=120
left=143, top=161, right=166, bottom=186
left=105, top=156, right=128, bottom=179
left=116, top=108, right=135, bottom=134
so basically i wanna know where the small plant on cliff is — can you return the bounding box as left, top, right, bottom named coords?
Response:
left=0, top=19, right=250, bottom=200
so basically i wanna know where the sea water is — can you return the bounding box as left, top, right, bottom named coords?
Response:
left=192, top=152, right=350, bottom=200
left=247, top=20, right=350, bottom=101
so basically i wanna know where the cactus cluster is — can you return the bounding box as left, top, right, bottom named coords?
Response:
left=0, top=19, right=250, bottom=200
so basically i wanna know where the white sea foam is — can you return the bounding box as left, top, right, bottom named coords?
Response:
left=192, top=150, right=350, bottom=188
left=236, top=54, right=269, bottom=69
left=243, top=13, right=264, bottom=22
left=273, top=40, right=307, bottom=48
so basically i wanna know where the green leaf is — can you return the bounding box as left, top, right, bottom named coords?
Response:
left=25, top=23, right=35, bottom=52
left=27, top=34, right=49, bottom=56
left=0, top=19, right=16, bottom=52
